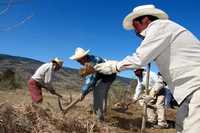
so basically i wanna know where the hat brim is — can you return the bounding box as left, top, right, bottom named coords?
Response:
left=123, top=8, right=168, bottom=30
left=52, top=60, right=63, bottom=67
left=69, top=50, right=90, bottom=60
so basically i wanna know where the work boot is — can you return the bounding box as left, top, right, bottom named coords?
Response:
left=86, top=104, right=93, bottom=114
left=96, top=109, right=104, bottom=122
left=146, top=121, right=157, bottom=128
left=153, top=123, right=169, bottom=129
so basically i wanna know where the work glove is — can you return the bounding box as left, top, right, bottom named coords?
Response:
left=149, top=89, right=157, bottom=98
left=79, top=63, right=95, bottom=77
left=94, top=60, right=119, bottom=75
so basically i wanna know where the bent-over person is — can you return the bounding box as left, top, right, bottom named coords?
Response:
left=28, top=57, right=63, bottom=104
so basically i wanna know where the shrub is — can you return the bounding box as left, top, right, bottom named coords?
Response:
left=0, top=69, right=26, bottom=90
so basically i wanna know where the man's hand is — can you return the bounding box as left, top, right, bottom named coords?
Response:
left=131, top=97, right=138, bottom=104
left=142, top=95, right=155, bottom=104
left=79, top=94, right=85, bottom=101
left=48, top=87, right=56, bottom=95
left=149, top=89, right=158, bottom=97
left=94, top=60, right=119, bottom=75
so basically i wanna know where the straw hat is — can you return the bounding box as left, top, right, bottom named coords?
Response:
left=69, top=47, right=90, bottom=60
left=52, top=57, right=63, bottom=67
left=123, top=4, right=169, bottom=30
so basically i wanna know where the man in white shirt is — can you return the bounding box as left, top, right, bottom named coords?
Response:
left=95, top=4, right=200, bottom=132
left=133, top=68, right=157, bottom=100
left=28, top=57, right=63, bottom=103
left=134, top=68, right=168, bottom=128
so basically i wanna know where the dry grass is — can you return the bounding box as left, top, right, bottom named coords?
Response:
left=0, top=102, right=100, bottom=133
left=0, top=90, right=176, bottom=133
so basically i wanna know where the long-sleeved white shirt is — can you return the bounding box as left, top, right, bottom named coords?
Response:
left=134, top=71, right=158, bottom=99
left=32, top=62, right=55, bottom=88
left=117, top=19, right=200, bottom=104
left=153, top=74, right=166, bottom=92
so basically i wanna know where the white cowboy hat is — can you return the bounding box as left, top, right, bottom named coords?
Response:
left=69, top=47, right=90, bottom=60
left=123, top=4, right=169, bottom=30
left=52, top=57, right=63, bottom=67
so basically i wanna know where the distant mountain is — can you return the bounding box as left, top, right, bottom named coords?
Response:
left=0, top=54, right=134, bottom=91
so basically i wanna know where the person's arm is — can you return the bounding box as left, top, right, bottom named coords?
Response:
left=95, top=22, right=172, bottom=74
left=81, top=74, right=97, bottom=96
left=134, top=77, right=143, bottom=100
left=117, top=22, right=172, bottom=71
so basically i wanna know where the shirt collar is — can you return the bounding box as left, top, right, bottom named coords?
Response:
left=140, top=20, right=159, bottom=37
left=140, top=28, right=147, bottom=37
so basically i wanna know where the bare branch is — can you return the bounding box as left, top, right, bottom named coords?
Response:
left=0, top=14, right=33, bottom=31
left=0, top=0, right=13, bottom=16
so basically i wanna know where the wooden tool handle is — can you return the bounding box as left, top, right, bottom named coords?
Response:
left=63, top=98, right=81, bottom=114
left=141, top=63, right=151, bottom=133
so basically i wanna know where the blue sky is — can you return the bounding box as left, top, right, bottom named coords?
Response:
left=0, top=0, right=199, bottom=78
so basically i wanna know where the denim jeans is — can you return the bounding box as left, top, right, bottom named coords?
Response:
left=93, top=79, right=114, bottom=120
left=164, top=88, right=173, bottom=108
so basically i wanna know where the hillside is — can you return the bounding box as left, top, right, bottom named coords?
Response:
left=0, top=54, right=133, bottom=91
